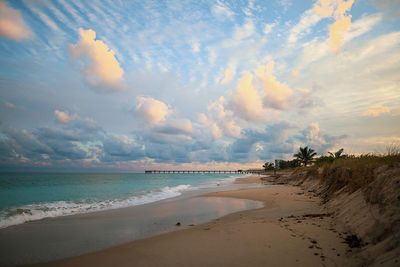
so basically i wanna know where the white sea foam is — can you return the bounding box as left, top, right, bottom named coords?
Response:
left=0, top=184, right=191, bottom=229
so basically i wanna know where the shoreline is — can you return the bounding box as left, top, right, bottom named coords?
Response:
left=0, top=173, right=246, bottom=230
left=29, top=175, right=358, bottom=267
left=1, top=176, right=265, bottom=266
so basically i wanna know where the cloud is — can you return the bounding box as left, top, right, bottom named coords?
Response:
left=201, top=96, right=242, bottom=138
left=289, top=0, right=354, bottom=52
left=136, top=96, right=170, bottom=125
left=295, top=87, right=323, bottom=114
left=69, top=28, right=126, bottom=91
left=230, top=72, right=264, bottom=120
left=191, top=40, right=200, bottom=53
left=153, top=119, right=194, bottom=135
left=263, top=23, right=276, bottom=35
left=291, top=70, right=299, bottom=79
left=314, top=0, right=334, bottom=18
left=101, top=134, right=145, bottom=162
left=0, top=126, right=92, bottom=166
left=212, top=1, right=235, bottom=19
left=5, top=102, right=15, bottom=109
left=362, top=106, right=391, bottom=117
left=221, top=119, right=241, bottom=138
left=198, top=94, right=243, bottom=139
left=297, top=13, right=382, bottom=69
left=256, top=61, right=293, bottom=110
left=329, top=15, right=352, bottom=53
left=343, top=13, right=382, bottom=44
left=323, top=0, right=355, bottom=53
left=0, top=1, right=31, bottom=41
left=54, top=110, right=78, bottom=123
left=228, top=122, right=297, bottom=161
left=220, top=68, right=234, bottom=84
left=287, top=8, right=322, bottom=44
left=198, top=113, right=223, bottom=139
left=233, top=20, right=255, bottom=40
left=295, top=122, right=348, bottom=154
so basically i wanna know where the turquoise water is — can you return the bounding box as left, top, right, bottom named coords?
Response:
left=0, top=172, right=240, bottom=228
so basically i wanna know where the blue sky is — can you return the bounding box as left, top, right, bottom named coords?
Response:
left=0, top=0, right=399, bottom=171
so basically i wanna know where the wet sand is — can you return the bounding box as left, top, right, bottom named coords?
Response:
left=32, top=176, right=352, bottom=267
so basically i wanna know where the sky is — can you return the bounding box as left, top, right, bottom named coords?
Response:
left=0, top=0, right=399, bottom=172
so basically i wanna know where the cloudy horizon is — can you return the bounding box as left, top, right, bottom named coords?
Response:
left=0, top=0, right=399, bottom=171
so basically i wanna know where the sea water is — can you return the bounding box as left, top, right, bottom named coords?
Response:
left=0, top=172, right=241, bottom=229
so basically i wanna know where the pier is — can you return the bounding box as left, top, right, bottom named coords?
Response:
left=145, top=169, right=263, bottom=174
left=145, top=170, right=244, bottom=174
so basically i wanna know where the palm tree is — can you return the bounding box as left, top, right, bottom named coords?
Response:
left=293, top=146, right=317, bottom=166
left=328, top=148, right=344, bottom=159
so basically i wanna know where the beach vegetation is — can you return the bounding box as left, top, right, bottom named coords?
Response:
left=262, top=162, right=275, bottom=171
left=328, top=148, right=344, bottom=159
left=314, top=145, right=400, bottom=198
left=315, top=148, right=346, bottom=166
left=293, top=146, right=317, bottom=166
left=275, top=159, right=301, bottom=169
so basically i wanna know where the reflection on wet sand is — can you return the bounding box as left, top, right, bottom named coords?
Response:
left=0, top=195, right=263, bottom=266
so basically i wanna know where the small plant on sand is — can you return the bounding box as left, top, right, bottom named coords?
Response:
left=294, top=146, right=317, bottom=166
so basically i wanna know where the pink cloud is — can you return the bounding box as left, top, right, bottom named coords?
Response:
left=136, top=97, right=170, bottom=125
left=54, top=110, right=78, bottom=123
left=69, top=28, right=126, bottom=91
left=0, top=1, right=30, bottom=41
left=5, top=102, right=15, bottom=109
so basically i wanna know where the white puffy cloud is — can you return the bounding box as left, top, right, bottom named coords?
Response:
left=136, top=97, right=170, bottom=125
left=198, top=113, right=223, bottom=139
left=256, top=61, right=293, bottom=110
left=230, top=72, right=264, bottom=120
left=221, top=119, right=241, bottom=138
left=54, top=110, right=78, bottom=123
left=362, top=106, right=391, bottom=117
left=69, top=28, right=126, bottom=91
left=0, top=1, right=30, bottom=41
left=209, top=97, right=241, bottom=138
left=199, top=96, right=241, bottom=139
left=305, top=122, right=325, bottom=145
left=298, top=122, right=347, bottom=153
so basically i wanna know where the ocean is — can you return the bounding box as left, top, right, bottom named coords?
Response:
left=0, top=172, right=241, bottom=229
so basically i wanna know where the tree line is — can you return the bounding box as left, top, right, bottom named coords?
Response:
left=262, top=146, right=346, bottom=171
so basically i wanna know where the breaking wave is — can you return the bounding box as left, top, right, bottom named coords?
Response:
left=0, top=184, right=191, bottom=229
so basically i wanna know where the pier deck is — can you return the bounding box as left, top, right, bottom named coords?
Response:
left=145, top=170, right=262, bottom=174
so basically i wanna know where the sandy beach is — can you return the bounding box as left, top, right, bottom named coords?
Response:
left=31, top=175, right=357, bottom=267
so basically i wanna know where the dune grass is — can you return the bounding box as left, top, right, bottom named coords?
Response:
left=315, top=146, right=400, bottom=197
